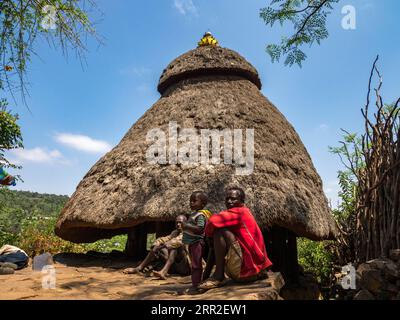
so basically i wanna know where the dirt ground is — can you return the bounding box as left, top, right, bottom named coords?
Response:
left=0, top=252, right=281, bottom=300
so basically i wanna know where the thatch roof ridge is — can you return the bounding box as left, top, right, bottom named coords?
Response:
left=158, top=46, right=262, bottom=94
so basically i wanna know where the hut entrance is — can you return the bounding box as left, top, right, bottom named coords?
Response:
left=263, top=226, right=299, bottom=285
left=124, top=221, right=176, bottom=259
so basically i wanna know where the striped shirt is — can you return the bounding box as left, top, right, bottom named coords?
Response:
left=182, top=211, right=207, bottom=245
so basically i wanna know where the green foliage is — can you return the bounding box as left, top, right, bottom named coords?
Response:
left=0, top=1, right=100, bottom=174
left=0, top=0, right=100, bottom=97
left=0, top=190, right=127, bottom=257
left=0, top=99, right=23, bottom=168
left=297, top=237, right=334, bottom=284
left=260, top=0, right=340, bottom=66
left=329, top=131, right=363, bottom=223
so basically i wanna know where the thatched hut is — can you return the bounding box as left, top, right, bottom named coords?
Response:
left=55, top=33, right=338, bottom=282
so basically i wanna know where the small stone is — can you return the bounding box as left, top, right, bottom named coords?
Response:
left=266, top=272, right=285, bottom=291
left=0, top=267, right=15, bottom=275
left=0, top=262, right=18, bottom=270
left=390, top=249, right=400, bottom=262
left=354, top=289, right=375, bottom=300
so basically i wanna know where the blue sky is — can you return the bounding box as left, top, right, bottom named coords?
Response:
left=4, top=0, right=400, bottom=207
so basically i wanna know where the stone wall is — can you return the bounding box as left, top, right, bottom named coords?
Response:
left=353, top=249, right=400, bottom=300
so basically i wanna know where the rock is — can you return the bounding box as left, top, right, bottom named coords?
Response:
left=249, top=289, right=282, bottom=300
left=265, top=272, right=285, bottom=291
left=360, top=269, right=384, bottom=294
left=366, top=258, right=391, bottom=270
left=390, top=249, right=400, bottom=262
left=354, top=289, right=375, bottom=300
left=0, top=262, right=18, bottom=270
left=0, top=267, right=15, bottom=275
left=280, top=274, right=321, bottom=300
left=357, top=262, right=373, bottom=276
left=383, top=261, right=400, bottom=281
left=32, top=253, right=54, bottom=271
left=385, top=283, right=398, bottom=294
left=396, top=280, right=400, bottom=288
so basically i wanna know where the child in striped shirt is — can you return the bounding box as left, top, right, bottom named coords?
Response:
left=182, top=191, right=212, bottom=294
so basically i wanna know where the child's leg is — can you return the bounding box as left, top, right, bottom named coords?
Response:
left=189, top=240, right=204, bottom=287
left=123, top=247, right=158, bottom=274
left=203, top=247, right=215, bottom=281
left=154, top=249, right=178, bottom=279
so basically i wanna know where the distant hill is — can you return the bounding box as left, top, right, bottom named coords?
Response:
left=0, top=190, right=69, bottom=218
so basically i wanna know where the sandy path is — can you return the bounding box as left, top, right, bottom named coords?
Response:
left=0, top=253, right=280, bottom=300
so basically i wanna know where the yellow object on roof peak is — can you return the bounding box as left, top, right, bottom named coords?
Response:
left=198, top=32, right=219, bottom=47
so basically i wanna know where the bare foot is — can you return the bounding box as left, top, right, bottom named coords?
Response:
left=153, top=270, right=167, bottom=280
left=123, top=267, right=141, bottom=274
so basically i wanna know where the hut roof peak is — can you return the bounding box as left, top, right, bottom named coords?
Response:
left=158, top=44, right=262, bottom=94
left=198, top=32, right=219, bottom=47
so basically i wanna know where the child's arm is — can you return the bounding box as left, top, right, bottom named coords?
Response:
left=182, top=222, right=204, bottom=235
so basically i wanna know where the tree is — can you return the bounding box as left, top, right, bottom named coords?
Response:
left=1, top=0, right=100, bottom=99
left=330, top=57, right=400, bottom=263
left=0, top=99, right=23, bottom=168
left=0, top=0, right=101, bottom=169
left=260, top=0, right=340, bottom=66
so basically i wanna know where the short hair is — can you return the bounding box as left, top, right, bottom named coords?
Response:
left=176, top=215, right=187, bottom=222
left=191, top=191, right=208, bottom=205
left=225, top=186, right=245, bottom=202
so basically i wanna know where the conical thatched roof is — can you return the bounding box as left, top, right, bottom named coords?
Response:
left=55, top=43, right=339, bottom=243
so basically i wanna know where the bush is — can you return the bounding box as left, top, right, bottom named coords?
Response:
left=297, top=237, right=334, bottom=285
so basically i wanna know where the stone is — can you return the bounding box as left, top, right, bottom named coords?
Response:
left=366, top=258, right=391, bottom=270
left=389, top=249, right=400, bottom=262
left=0, top=267, right=15, bottom=275
left=32, top=253, right=54, bottom=271
left=383, top=260, right=400, bottom=281
left=250, top=289, right=282, bottom=300
left=360, top=269, right=384, bottom=294
left=265, top=272, right=285, bottom=291
left=357, top=262, right=373, bottom=276
left=0, top=262, right=18, bottom=270
left=385, top=283, right=398, bottom=294
left=354, top=289, right=375, bottom=300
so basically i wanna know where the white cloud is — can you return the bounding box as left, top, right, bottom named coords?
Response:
left=324, top=180, right=341, bottom=209
left=55, top=133, right=112, bottom=154
left=9, top=147, right=68, bottom=165
left=136, top=83, right=152, bottom=94
left=174, top=0, right=197, bottom=15
left=119, top=66, right=151, bottom=77
left=317, top=123, right=329, bottom=132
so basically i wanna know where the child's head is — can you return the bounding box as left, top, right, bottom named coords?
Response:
left=225, top=187, right=245, bottom=209
left=189, top=191, right=208, bottom=211
left=175, top=215, right=187, bottom=231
